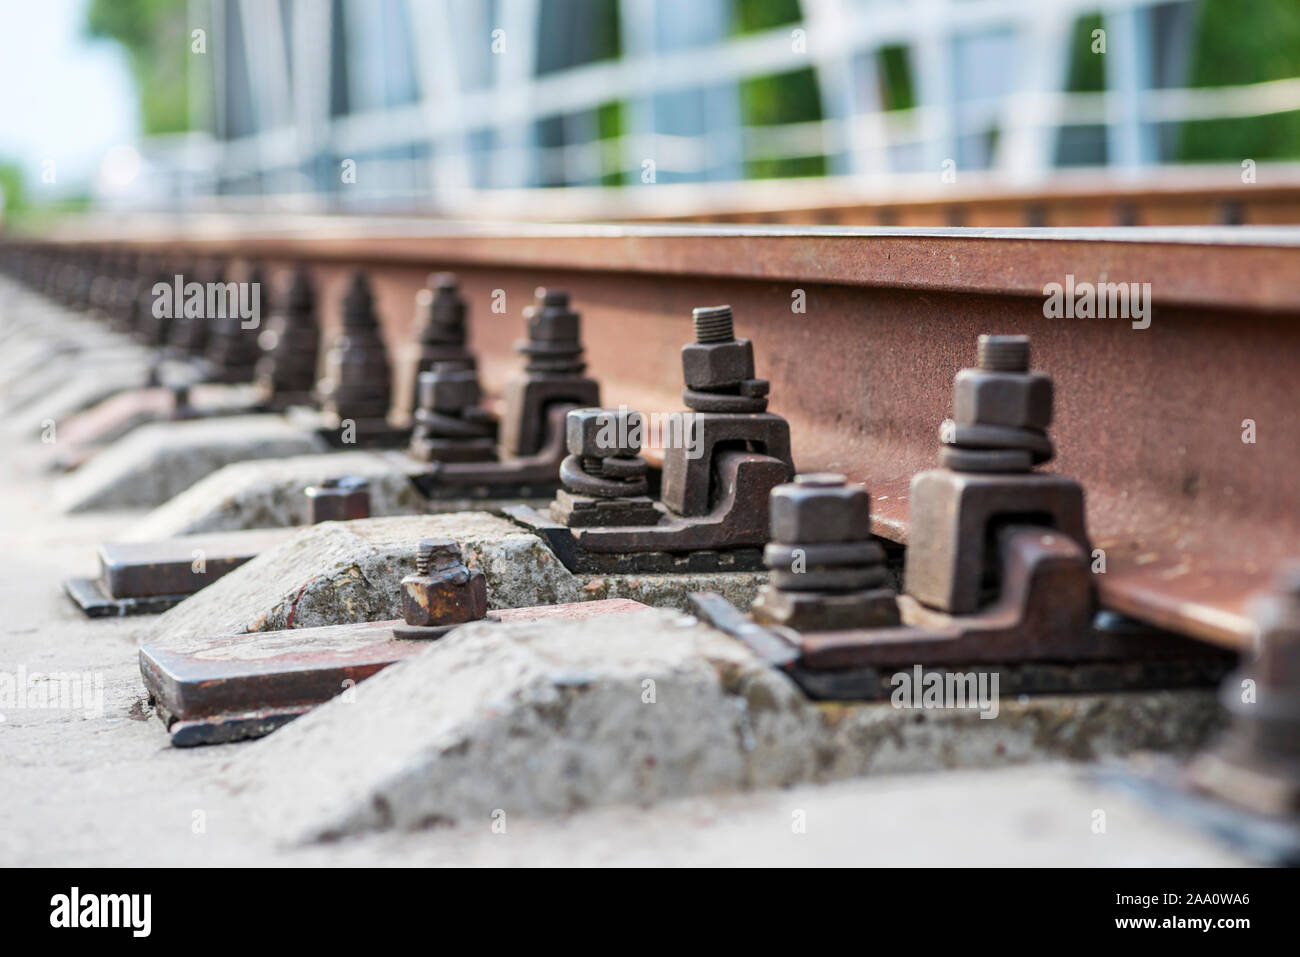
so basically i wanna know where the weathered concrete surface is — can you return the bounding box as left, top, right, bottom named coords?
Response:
left=230, top=608, right=814, bottom=840
left=127, top=451, right=429, bottom=538
left=225, top=607, right=1223, bottom=843
left=43, top=383, right=296, bottom=475
left=54, top=414, right=329, bottom=512
left=139, top=513, right=766, bottom=642
left=125, top=450, right=551, bottom=538
left=0, top=321, right=1250, bottom=865
left=6, top=349, right=151, bottom=427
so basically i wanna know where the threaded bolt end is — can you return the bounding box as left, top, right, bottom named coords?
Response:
left=582, top=456, right=604, bottom=476
left=794, top=472, right=847, bottom=488
left=415, top=538, right=460, bottom=575
left=977, top=335, right=1030, bottom=372
left=692, top=305, right=734, bottom=344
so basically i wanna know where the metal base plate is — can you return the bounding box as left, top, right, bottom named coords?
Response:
left=317, top=422, right=412, bottom=450
left=411, top=476, right=560, bottom=501
left=502, top=504, right=764, bottom=574
left=64, top=577, right=189, bottom=618
left=142, top=598, right=650, bottom=746
left=688, top=591, right=1234, bottom=699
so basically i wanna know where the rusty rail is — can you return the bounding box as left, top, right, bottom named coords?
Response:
left=9, top=217, right=1300, bottom=649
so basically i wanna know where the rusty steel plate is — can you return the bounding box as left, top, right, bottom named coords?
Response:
left=141, top=598, right=648, bottom=746
left=99, top=527, right=298, bottom=599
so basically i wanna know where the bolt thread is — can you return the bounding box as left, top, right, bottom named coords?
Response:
left=977, top=335, right=1030, bottom=372
left=416, top=540, right=434, bottom=575
left=794, top=472, right=846, bottom=489
left=693, top=305, right=734, bottom=343
left=582, top=456, right=604, bottom=475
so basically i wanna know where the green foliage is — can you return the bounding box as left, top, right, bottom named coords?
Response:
left=1178, top=0, right=1300, bottom=160
left=740, top=67, right=826, bottom=178
left=596, top=101, right=627, bottom=186
left=1065, top=12, right=1106, bottom=93
left=1185, top=0, right=1300, bottom=87
left=877, top=45, right=915, bottom=111
left=0, top=161, right=25, bottom=216
left=86, top=0, right=192, bottom=134
left=732, top=0, right=802, bottom=34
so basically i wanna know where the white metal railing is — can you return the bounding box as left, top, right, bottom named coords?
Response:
left=138, top=0, right=1299, bottom=204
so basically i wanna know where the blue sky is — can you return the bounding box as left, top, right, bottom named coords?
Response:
left=0, top=0, right=138, bottom=197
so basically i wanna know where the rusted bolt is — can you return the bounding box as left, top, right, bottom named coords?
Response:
left=409, top=360, right=496, bottom=463
left=416, top=273, right=468, bottom=346
left=692, top=304, right=735, bottom=343
left=410, top=272, right=474, bottom=413
left=753, top=473, right=896, bottom=631
left=305, top=475, right=371, bottom=523
left=1190, top=560, right=1300, bottom=817
left=421, top=363, right=481, bottom=413
left=976, top=334, right=1031, bottom=372
left=400, top=538, right=487, bottom=628
left=943, top=334, right=1054, bottom=472
left=257, top=267, right=320, bottom=407
left=680, top=304, right=768, bottom=412
left=769, top=472, right=873, bottom=545
left=559, top=407, right=648, bottom=498
left=320, top=270, right=392, bottom=425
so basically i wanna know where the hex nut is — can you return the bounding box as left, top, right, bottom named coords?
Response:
left=769, top=482, right=872, bottom=544
left=752, top=586, right=899, bottom=631
left=565, top=407, right=643, bottom=458
left=528, top=303, right=580, bottom=342
left=952, top=369, right=1053, bottom=431
left=400, top=567, right=487, bottom=627
left=418, top=369, right=480, bottom=412
left=680, top=339, right=755, bottom=390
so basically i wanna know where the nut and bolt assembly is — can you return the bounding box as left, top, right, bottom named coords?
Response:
left=941, top=334, right=1054, bottom=472
left=207, top=262, right=266, bottom=384
left=407, top=274, right=491, bottom=464
left=1190, top=562, right=1300, bottom=817
left=500, top=287, right=600, bottom=458
left=409, top=272, right=475, bottom=414
left=905, top=333, right=1087, bottom=615
left=410, top=360, right=497, bottom=462
left=304, top=475, right=372, bottom=524
left=550, top=407, right=660, bottom=527
left=680, top=305, right=770, bottom=413
left=752, top=473, right=898, bottom=632
left=395, top=538, right=488, bottom=638
left=320, top=271, right=393, bottom=430
left=257, top=267, right=321, bottom=409
left=520, top=288, right=586, bottom=376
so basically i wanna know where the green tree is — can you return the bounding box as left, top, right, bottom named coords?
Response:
left=1178, top=0, right=1300, bottom=161
left=86, top=0, right=193, bottom=135
left=0, top=161, right=27, bottom=218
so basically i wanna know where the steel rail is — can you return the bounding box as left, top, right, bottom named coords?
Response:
left=11, top=218, right=1300, bottom=649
